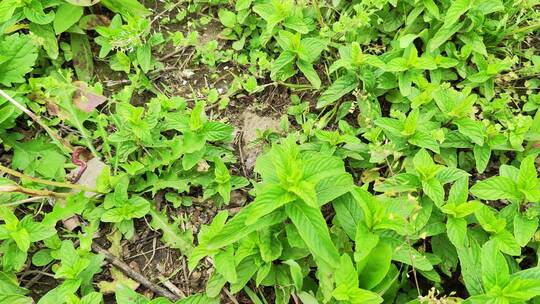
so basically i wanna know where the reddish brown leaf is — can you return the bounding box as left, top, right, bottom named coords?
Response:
left=46, top=101, right=61, bottom=116
left=73, top=81, right=107, bottom=112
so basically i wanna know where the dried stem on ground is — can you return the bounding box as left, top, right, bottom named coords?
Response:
left=0, top=164, right=97, bottom=192
left=91, top=243, right=181, bottom=301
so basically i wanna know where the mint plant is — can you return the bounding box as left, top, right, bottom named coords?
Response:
left=0, top=209, right=56, bottom=272
left=271, top=30, right=327, bottom=89
left=1, top=0, right=540, bottom=302
left=471, top=154, right=540, bottom=204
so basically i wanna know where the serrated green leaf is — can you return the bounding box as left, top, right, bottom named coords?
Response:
left=100, top=0, right=151, bottom=17
left=446, top=216, right=467, bottom=248
left=297, top=60, right=321, bottom=89
left=513, top=213, right=538, bottom=247
left=258, top=230, right=282, bottom=262
left=24, top=1, right=55, bottom=25
left=422, top=177, right=444, bottom=206
left=493, top=230, right=521, bottom=256
left=335, top=254, right=358, bottom=288
left=0, top=34, right=38, bottom=86
left=317, top=73, right=359, bottom=108
left=176, top=293, right=219, bottom=304
left=230, top=257, right=258, bottom=293
left=298, top=38, right=327, bottom=63
left=218, top=9, right=236, bottom=28
left=428, top=22, right=463, bottom=52
left=214, top=246, right=236, bottom=283
left=518, top=155, right=539, bottom=198
left=471, top=176, right=521, bottom=201
left=0, top=0, right=23, bottom=23
left=501, top=278, right=540, bottom=301
left=413, top=149, right=440, bottom=179
left=243, top=184, right=295, bottom=225
left=444, top=0, right=473, bottom=27
left=481, top=240, right=509, bottom=290
left=207, top=209, right=285, bottom=250
left=0, top=272, right=31, bottom=303
left=358, top=241, right=392, bottom=290
left=283, top=260, right=303, bottom=290
left=285, top=202, right=340, bottom=267
left=235, top=0, right=252, bottom=10
left=385, top=57, right=408, bottom=72
left=475, top=204, right=506, bottom=234
left=409, top=131, right=440, bottom=153
left=454, top=118, right=485, bottom=146
left=473, top=144, right=491, bottom=174
left=270, top=51, right=296, bottom=81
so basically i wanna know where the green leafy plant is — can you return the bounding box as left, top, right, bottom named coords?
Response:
left=95, top=14, right=163, bottom=73
left=271, top=30, right=327, bottom=89
left=0, top=209, right=56, bottom=272
left=2, top=0, right=540, bottom=302
left=101, top=177, right=150, bottom=239
left=471, top=154, right=540, bottom=204
left=38, top=239, right=104, bottom=304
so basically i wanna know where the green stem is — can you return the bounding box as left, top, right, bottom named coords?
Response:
left=277, top=82, right=314, bottom=90
left=67, top=106, right=100, bottom=159
left=0, top=164, right=98, bottom=192
left=0, top=184, right=71, bottom=198
left=1, top=196, right=47, bottom=207
left=312, top=0, right=325, bottom=28
left=509, top=22, right=540, bottom=35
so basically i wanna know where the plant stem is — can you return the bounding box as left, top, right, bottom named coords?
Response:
left=509, top=22, right=540, bottom=35
left=311, top=0, right=325, bottom=28
left=277, top=81, right=314, bottom=90
left=91, top=243, right=180, bottom=301
left=1, top=196, right=48, bottom=207
left=0, top=89, right=73, bottom=154
left=0, top=164, right=97, bottom=192
left=67, top=106, right=100, bottom=159
left=0, top=185, right=70, bottom=198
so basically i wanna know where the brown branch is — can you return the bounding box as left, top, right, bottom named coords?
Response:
left=0, top=185, right=70, bottom=198
left=0, top=164, right=97, bottom=192
left=91, top=243, right=179, bottom=301
left=223, top=287, right=240, bottom=304
left=158, top=275, right=186, bottom=298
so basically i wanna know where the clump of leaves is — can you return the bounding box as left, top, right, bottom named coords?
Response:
left=95, top=14, right=164, bottom=73
left=2, top=0, right=540, bottom=302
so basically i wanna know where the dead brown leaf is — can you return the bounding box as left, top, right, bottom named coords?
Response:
left=73, top=81, right=107, bottom=113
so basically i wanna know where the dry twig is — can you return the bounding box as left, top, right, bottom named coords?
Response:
left=91, top=243, right=180, bottom=301
left=0, top=185, right=70, bottom=198
left=223, top=287, right=240, bottom=304
left=0, top=164, right=97, bottom=193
